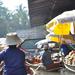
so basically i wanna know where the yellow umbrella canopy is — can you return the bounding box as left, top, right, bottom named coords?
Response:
left=46, top=20, right=72, bottom=35
left=46, top=34, right=75, bottom=44
left=46, top=34, right=60, bottom=43
left=54, top=10, right=75, bottom=23
left=46, top=10, right=75, bottom=35
left=46, top=20, right=57, bottom=32
left=63, top=35, right=75, bottom=44
left=46, top=10, right=75, bottom=44
left=53, top=22, right=71, bottom=35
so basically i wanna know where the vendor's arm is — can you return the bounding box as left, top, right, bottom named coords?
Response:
left=0, top=50, right=6, bottom=62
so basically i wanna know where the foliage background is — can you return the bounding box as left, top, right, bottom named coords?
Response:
left=0, top=1, right=30, bottom=37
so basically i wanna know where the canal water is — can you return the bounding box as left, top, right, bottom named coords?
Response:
left=32, top=68, right=75, bottom=75
left=35, top=70, right=60, bottom=75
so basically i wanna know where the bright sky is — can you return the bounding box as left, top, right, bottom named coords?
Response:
left=2, top=0, right=28, bottom=11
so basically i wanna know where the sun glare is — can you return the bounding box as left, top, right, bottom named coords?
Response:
left=2, top=0, right=28, bottom=11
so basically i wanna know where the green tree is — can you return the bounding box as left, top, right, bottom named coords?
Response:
left=0, top=1, right=9, bottom=37
left=9, top=4, right=30, bottom=31
left=0, top=2, right=30, bottom=36
left=6, top=4, right=30, bottom=32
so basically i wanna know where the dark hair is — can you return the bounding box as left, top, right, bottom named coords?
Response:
left=9, top=45, right=16, bottom=48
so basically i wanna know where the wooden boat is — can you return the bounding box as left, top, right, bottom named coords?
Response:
left=64, top=62, right=75, bottom=72
left=26, top=59, right=62, bottom=72
left=45, top=61, right=62, bottom=71
left=63, top=50, right=75, bottom=72
left=25, top=51, right=63, bottom=72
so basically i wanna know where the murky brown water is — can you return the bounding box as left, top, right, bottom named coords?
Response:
left=32, top=68, right=75, bottom=75
left=36, top=70, right=60, bottom=75
left=60, top=68, right=75, bottom=75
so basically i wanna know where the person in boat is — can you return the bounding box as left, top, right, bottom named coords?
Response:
left=0, top=32, right=27, bottom=75
left=42, top=43, right=53, bottom=69
left=60, top=39, right=72, bottom=56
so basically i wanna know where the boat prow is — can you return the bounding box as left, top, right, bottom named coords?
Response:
left=64, top=63, right=75, bottom=72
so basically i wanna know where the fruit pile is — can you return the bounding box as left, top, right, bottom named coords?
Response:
left=64, top=50, right=75, bottom=65
left=32, top=56, right=41, bottom=64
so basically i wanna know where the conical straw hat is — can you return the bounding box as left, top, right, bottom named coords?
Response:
left=4, top=32, right=22, bottom=45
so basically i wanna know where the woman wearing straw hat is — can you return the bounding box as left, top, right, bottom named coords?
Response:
left=0, top=32, right=27, bottom=75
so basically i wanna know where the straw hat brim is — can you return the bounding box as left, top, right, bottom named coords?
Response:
left=0, top=37, right=24, bottom=46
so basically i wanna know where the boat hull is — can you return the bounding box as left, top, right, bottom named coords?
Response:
left=64, top=64, right=75, bottom=72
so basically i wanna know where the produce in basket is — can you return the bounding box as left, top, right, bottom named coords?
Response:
left=64, top=50, right=75, bottom=65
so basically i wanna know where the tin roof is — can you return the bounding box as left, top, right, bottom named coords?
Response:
left=16, top=26, right=47, bottom=40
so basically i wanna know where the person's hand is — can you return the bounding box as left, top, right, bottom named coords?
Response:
left=0, top=61, right=4, bottom=72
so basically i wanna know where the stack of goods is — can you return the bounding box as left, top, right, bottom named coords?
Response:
left=32, top=56, right=41, bottom=64
left=64, top=50, right=75, bottom=65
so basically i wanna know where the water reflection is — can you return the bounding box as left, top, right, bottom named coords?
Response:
left=33, top=68, right=75, bottom=75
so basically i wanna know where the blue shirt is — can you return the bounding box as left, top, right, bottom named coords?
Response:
left=0, top=47, right=27, bottom=75
left=60, top=44, right=71, bottom=56
left=42, top=50, right=53, bottom=66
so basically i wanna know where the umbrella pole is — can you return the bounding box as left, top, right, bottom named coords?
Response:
left=59, top=35, right=65, bottom=62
